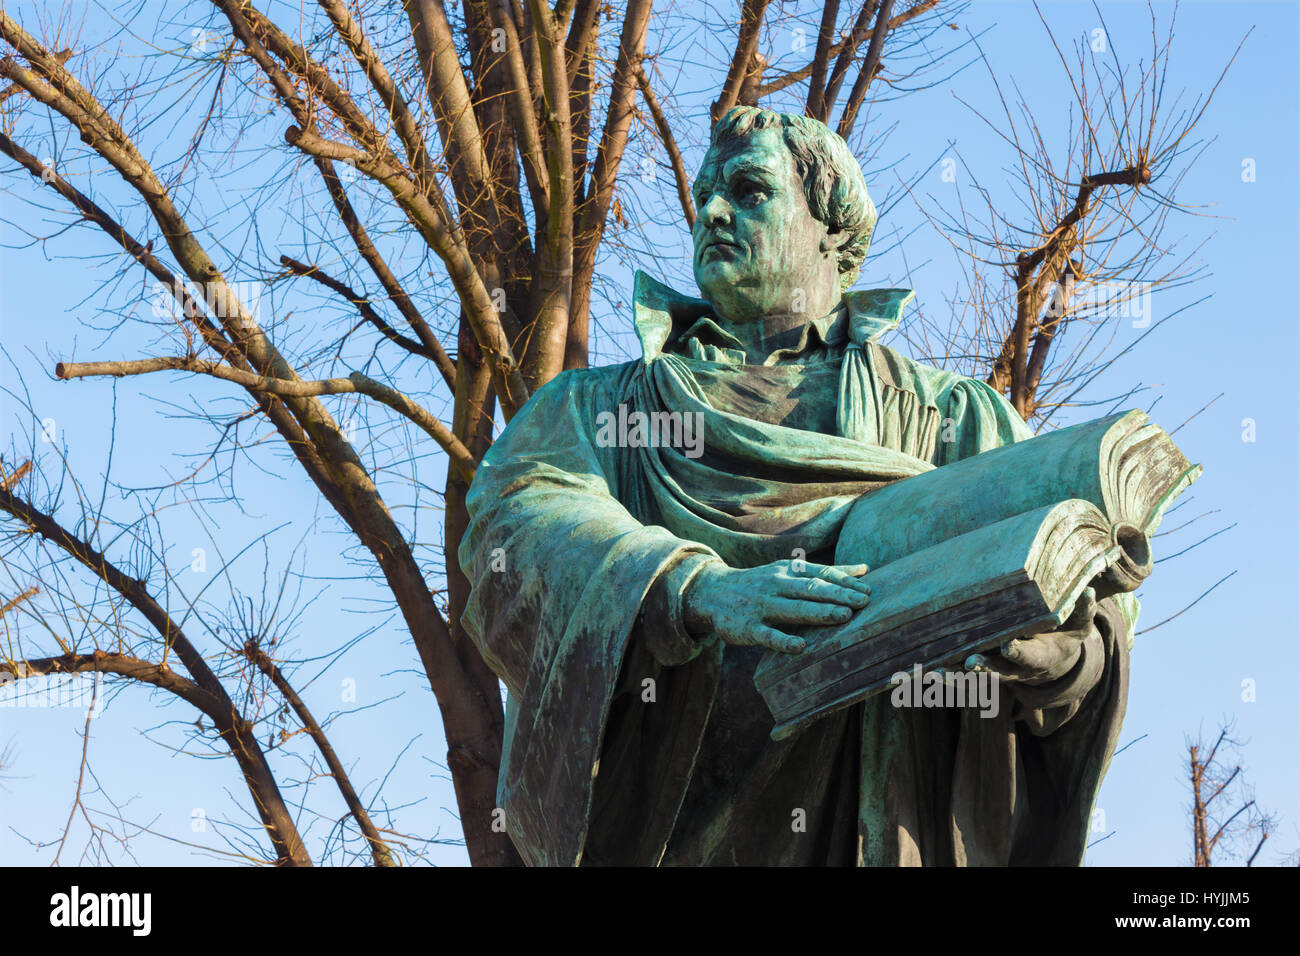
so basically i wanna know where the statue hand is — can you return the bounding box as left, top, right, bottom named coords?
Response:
left=682, top=559, right=872, bottom=655
left=966, top=587, right=1100, bottom=684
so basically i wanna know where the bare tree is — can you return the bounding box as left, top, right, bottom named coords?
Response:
left=0, top=0, right=1236, bottom=865
left=901, top=4, right=1244, bottom=424
left=1188, top=722, right=1276, bottom=867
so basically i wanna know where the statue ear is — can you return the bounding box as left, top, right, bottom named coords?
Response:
left=820, top=227, right=853, bottom=255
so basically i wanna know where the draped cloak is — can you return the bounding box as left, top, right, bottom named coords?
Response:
left=460, top=271, right=1135, bottom=866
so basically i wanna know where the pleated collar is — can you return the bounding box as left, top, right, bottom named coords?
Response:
left=631, top=270, right=915, bottom=363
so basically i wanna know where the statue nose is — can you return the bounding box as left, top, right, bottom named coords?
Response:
left=699, top=194, right=733, bottom=228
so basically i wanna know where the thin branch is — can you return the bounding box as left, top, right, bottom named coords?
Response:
left=55, top=357, right=478, bottom=483
left=711, top=0, right=770, bottom=124
left=837, top=0, right=893, bottom=138
left=244, top=642, right=396, bottom=867
left=309, top=159, right=456, bottom=387
left=278, top=254, right=452, bottom=379
left=635, top=63, right=695, bottom=228
left=757, top=0, right=941, bottom=98
left=0, top=487, right=311, bottom=865
left=1136, top=571, right=1236, bottom=635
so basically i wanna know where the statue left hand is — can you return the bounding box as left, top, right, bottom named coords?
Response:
left=965, top=587, right=1100, bottom=685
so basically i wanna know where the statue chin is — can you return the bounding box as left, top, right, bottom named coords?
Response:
left=693, top=264, right=738, bottom=297
left=695, top=267, right=768, bottom=312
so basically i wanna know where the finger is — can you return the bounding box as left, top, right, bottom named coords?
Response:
left=999, top=638, right=1059, bottom=676
left=989, top=635, right=1083, bottom=684
left=799, top=562, right=873, bottom=594
left=1062, top=586, right=1098, bottom=630
left=749, top=624, right=805, bottom=655
left=821, top=564, right=873, bottom=594
left=765, top=597, right=856, bottom=627
left=776, top=576, right=870, bottom=608
left=1001, top=633, right=1081, bottom=673
left=965, top=651, right=1035, bottom=683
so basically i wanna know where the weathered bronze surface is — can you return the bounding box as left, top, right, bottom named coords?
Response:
left=460, top=106, right=1172, bottom=866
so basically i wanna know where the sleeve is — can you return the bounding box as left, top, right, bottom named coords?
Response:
left=635, top=552, right=724, bottom=667
left=936, top=376, right=1034, bottom=465
left=1006, top=596, right=1132, bottom=863
left=458, top=367, right=723, bottom=866
left=1006, top=622, right=1108, bottom=734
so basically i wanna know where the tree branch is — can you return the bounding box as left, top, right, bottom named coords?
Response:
left=489, top=0, right=552, bottom=215
left=805, top=0, right=842, bottom=120
left=211, top=0, right=530, bottom=414
left=836, top=0, right=893, bottom=138
left=757, top=0, right=940, bottom=100
left=310, top=158, right=457, bottom=388
left=635, top=63, right=695, bottom=228
left=987, top=164, right=1152, bottom=416
left=403, top=0, right=497, bottom=211
left=55, top=357, right=479, bottom=484
left=566, top=0, right=652, bottom=371
left=243, top=641, right=396, bottom=866
left=1, top=652, right=218, bottom=717
left=278, top=254, right=453, bottom=380
left=0, top=485, right=312, bottom=865
left=711, top=0, right=770, bottom=124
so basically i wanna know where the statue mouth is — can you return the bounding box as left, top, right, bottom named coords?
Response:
left=701, top=237, right=741, bottom=258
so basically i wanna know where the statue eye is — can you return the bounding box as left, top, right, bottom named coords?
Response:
left=734, top=179, right=767, bottom=204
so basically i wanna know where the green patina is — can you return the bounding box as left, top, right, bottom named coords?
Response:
left=459, top=106, right=1152, bottom=866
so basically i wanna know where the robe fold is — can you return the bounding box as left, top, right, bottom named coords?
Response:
left=460, top=270, right=1133, bottom=866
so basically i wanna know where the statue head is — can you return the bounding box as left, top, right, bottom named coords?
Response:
left=691, top=106, right=877, bottom=328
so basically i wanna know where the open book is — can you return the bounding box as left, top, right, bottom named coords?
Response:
left=754, top=409, right=1200, bottom=741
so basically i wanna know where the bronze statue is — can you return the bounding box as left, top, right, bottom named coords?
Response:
left=460, top=106, right=1134, bottom=866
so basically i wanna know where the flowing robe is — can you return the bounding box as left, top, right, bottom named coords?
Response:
left=460, top=271, right=1134, bottom=866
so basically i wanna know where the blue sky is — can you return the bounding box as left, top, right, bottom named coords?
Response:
left=1, top=0, right=1296, bottom=866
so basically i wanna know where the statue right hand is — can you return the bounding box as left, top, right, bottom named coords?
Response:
left=682, top=559, right=872, bottom=655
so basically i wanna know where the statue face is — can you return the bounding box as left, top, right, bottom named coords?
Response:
left=691, top=126, right=839, bottom=324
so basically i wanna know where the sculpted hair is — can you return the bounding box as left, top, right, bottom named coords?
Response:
left=708, top=106, right=878, bottom=289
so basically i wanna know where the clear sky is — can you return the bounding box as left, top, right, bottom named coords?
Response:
left=1, top=0, right=1295, bottom=866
